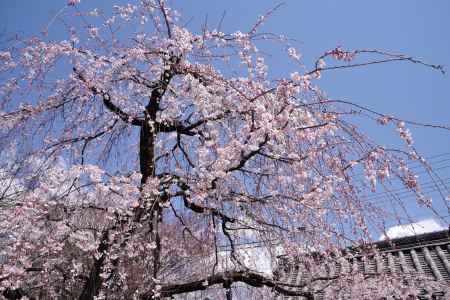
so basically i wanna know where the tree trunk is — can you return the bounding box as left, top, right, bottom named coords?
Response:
left=224, top=282, right=232, bottom=300
left=79, top=230, right=109, bottom=300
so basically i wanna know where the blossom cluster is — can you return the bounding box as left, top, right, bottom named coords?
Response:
left=0, top=1, right=446, bottom=299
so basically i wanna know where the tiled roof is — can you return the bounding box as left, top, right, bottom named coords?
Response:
left=275, top=229, right=450, bottom=300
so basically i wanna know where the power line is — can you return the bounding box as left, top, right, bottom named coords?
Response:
left=350, top=160, right=450, bottom=188
left=348, top=152, right=450, bottom=179
left=364, top=177, right=450, bottom=202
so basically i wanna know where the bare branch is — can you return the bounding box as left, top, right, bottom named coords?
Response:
left=309, top=48, right=445, bottom=75
left=159, top=0, right=172, bottom=38
left=142, top=270, right=315, bottom=299
left=73, top=68, right=143, bottom=126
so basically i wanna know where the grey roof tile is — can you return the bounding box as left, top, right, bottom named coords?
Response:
left=276, top=229, right=450, bottom=299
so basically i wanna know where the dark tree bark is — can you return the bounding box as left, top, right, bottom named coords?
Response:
left=79, top=230, right=110, bottom=300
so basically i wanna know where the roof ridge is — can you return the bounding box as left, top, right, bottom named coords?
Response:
left=374, top=228, right=450, bottom=251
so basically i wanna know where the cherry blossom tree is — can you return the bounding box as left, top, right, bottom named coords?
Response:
left=0, top=1, right=449, bottom=299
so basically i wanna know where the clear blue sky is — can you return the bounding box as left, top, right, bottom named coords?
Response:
left=1, top=1, right=449, bottom=225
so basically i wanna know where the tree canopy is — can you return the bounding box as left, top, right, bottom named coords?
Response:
left=0, top=1, right=448, bottom=299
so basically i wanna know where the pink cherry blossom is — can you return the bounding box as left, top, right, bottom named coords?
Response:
left=0, top=2, right=447, bottom=299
